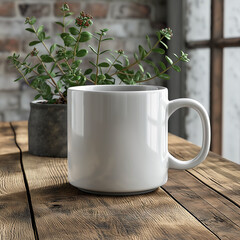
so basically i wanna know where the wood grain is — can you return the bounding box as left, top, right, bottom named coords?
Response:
left=12, top=121, right=218, bottom=240
left=169, top=134, right=240, bottom=206
left=0, top=122, right=34, bottom=240
left=163, top=169, right=240, bottom=240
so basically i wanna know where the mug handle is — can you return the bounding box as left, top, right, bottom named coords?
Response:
left=168, top=99, right=211, bottom=169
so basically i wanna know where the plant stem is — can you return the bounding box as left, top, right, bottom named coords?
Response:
left=15, top=65, right=33, bottom=88
left=31, top=25, right=65, bottom=75
left=85, top=77, right=95, bottom=84
left=106, top=53, right=121, bottom=74
left=36, top=54, right=66, bottom=101
left=73, top=26, right=83, bottom=62
left=63, top=13, right=66, bottom=33
left=95, top=34, right=103, bottom=84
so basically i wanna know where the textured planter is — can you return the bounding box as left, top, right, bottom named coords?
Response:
left=28, top=100, right=67, bottom=157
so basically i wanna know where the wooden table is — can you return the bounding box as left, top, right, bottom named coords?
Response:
left=0, top=121, right=239, bottom=240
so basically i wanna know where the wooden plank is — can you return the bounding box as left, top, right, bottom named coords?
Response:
left=169, top=134, right=240, bottom=206
left=210, top=0, right=224, bottom=154
left=0, top=122, right=34, bottom=240
left=163, top=169, right=240, bottom=239
left=12, top=121, right=218, bottom=239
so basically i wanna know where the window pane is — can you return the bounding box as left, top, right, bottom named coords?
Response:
left=224, top=0, right=240, bottom=38
left=185, top=49, right=210, bottom=146
left=185, top=0, right=211, bottom=41
left=223, top=48, right=240, bottom=164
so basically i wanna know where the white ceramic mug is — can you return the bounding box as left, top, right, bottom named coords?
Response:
left=68, top=85, right=210, bottom=195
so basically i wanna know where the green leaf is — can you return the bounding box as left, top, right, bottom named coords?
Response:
left=38, top=31, right=45, bottom=41
left=37, top=25, right=44, bottom=34
left=34, top=94, right=41, bottom=100
left=100, top=50, right=111, bottom=55
left=40, top=83, right=52, bottom=100
left=60, top=62, right=68, bottom=68
left=101, top=37, right=114, bottom=42
left=76, top=49, right=88, bottom=57
left=55, top=21, right=64, bottom=27
left=72, top=60, right=82, bottom=68
left=154, top=67, right=160, bottom=76
left=159, top=61, right=166, bottom=70
left=172, top=65, right=181, bottom=72
left=14, top=76, right=22, bottom=82
left=134, top=53, right=139, bottom=61
left=29, top=17, right=36, bottom=25
left=69, top=27, right=79, bottom=35
left=158, top=73, right=170, bottom=80
left=64, top=35, right=76, bottom=46
left=50, top=62, right=57, bottom=73
left=138, top=45, right=147, bottom=59
left=79, top=32, right=92, bottom=42
left=25, top=28, right=35, bottom=33
left=98, top=62, right=110, bottom=68
left=89, top=61, right=97, bottom=68
left=152, top=48, right=165, bottom=54
left=105, top=58, right=112, bottom=64
left=84, top=68, right=93, bottom=75
left=156, top=31, right=161, bottom=41
left=37, top=65, right=45, bottom=74
left=65, top=12, right=73, bottom=17
left=50, top=44, right=57, bottom=54
left=60, top=32, right=69, bottom=39
left=66, top=50, right=73, bottom=58
left=123, top=55, right=129, bottom=66
left=105, top=73, right=114, bottom=79
left=113, top=64, right=123, bottom=70
left=165, top=56, right=173, bottom=65
left=173, top=53, right=178, bottom=58
left=89, top=45, right=97, bottom=54
left=101, top=28, right=108, bottom=32
left=146, top=35, right=152, bottom=49
left=160, top=41, right=168, bottom=49
left=57, top=80, right=63, bottom=90
left=90, top=73, right=96, bottom=81
left=138, top=63, right=144, bottom=72
left=40, top=55, right=54, bottom=63
left=29, top=41, right=41, bottom=46
left=98, top=74, right=106, bottom=80
left=146, top=72, right=151, bottom=78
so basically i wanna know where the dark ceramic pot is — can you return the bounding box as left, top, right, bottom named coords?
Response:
left=28, top=100, right=67, bottom=158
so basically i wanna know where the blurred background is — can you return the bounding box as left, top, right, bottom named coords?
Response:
left=0, top=0, right=239, bottom=164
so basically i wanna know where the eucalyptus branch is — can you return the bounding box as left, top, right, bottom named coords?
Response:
left=31, top=25, right=65, bottom=75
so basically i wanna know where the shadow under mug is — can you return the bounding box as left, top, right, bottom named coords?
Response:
left=68, top=85, right=211, bottom=195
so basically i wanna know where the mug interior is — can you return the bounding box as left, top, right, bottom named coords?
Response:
left=69, top=85, right=164, bottom=92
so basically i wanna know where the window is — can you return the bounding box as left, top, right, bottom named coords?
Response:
left=184, top=0, right=240, bottom=163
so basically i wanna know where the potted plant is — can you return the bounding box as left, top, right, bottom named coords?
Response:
left=8, top=3, right=189, bottom=158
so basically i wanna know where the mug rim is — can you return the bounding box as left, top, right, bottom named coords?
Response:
left=68, top=85, right=167, bottom=93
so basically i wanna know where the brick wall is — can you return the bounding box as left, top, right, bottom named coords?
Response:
left=0, top=0, right=166, bottom=121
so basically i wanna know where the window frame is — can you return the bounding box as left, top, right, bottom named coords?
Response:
left=185, top=0, right=239, bottom=154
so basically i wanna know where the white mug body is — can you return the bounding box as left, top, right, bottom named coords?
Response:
left=68, top=85, right=211, bottom=194
left=68, top=85, right=169, bottom=194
